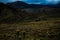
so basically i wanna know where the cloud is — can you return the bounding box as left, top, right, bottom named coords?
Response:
left=0, top=0, right=16, bottom=3
left=46, top=0, right=60, bottom=4
left=0, top=0, right=60, bottom=4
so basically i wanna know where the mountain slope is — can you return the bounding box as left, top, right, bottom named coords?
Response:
left=0, top=2, right=60, bottom=23
left=0, top=3, right=28, bottom=23
left=6, top=1, right=60, bottom=9
left=7, top=1, right=31, bottom=8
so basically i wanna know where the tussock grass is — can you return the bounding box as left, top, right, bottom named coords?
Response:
left=0, top=19, right=60, bottom=40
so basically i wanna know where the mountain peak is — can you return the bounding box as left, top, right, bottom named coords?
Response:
left=12, top=1, right=27, bottom=4
left=7, top=1, right=30, bottom=8
left=7, top=1, right=28, bottom=5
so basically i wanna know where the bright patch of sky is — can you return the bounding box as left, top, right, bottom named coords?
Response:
left=0, top=0, right=60, bottom=4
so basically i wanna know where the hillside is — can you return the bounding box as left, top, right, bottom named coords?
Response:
left=0, top=3, right=60, bottom=23
left=0, top=3, right=28, bottom=23
left=0, top=2, right=60, bottom=40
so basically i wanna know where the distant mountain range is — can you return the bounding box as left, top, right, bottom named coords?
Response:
left=6, top=1, right=31, bottom=8
left=6, top=1, right=60, bottom=8
left=0, top=1, right=60, bottom=23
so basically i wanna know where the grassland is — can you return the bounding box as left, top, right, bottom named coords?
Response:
left=0, top=18, right=60, bottom=40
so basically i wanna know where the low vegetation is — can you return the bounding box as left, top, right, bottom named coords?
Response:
left=0, top=19, right=60, bottom=40
left=0, top=3, right=60, bottom=40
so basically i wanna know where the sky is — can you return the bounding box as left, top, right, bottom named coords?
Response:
left=0, top=0, right=60, bottom=4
